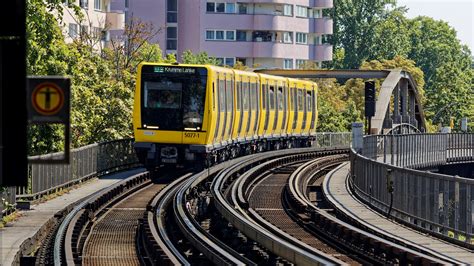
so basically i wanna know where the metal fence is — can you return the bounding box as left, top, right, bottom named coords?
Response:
left=362, top=133, right=474, bottom=168
left=351, top=133, right=474, bottom=247
left=314, top=132, right=351, bottom=148
left=15, top=139, right=138, bottom=201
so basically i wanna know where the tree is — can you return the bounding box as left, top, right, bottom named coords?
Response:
left=181, top=50, right=220, bottom=65
left=406, top=17, right=473, bottom=128
left=330, top=0, right=397, bottom=68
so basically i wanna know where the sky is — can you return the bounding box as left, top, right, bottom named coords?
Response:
left=397, top=0, right=474, bottom=53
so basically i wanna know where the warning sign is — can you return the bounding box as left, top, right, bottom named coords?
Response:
left=32, top=83, right=64, bottom=115
left=27, top=76, right=70, bottom=124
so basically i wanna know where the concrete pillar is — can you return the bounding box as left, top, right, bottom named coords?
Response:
left=352, top=122, right=364, bottom=153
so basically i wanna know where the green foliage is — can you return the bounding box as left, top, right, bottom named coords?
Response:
left=181, top=50, right=220, bottom=65
left=331, top=0, right=396, bottom=68
left=330, top=0, right=473, bottom=131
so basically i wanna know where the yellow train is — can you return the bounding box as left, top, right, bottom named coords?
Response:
left=133, top=63, right=318, bottom=169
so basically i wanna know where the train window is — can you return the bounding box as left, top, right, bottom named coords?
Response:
left=307, top=91, right=312, bottom=111
left=250, top=82, right=257, bottom=110
left=269, top=86, right=275, bottom=110
left=292, top=88, right=297, bottom=129
left=297, top=89, right=303, bottom=111
left=226, top=80, right=233, bottom=111
left=212, top=83, right=215, bottom=110
left=219, top=79, right=226, bottom=112
left=236, top=82, right=241, bottom=111
left=261, top=84, right=266, bottom=110
left=277, top=87, right=283, bottom=110
left=242, top=82, right=249, bottom=110
left=284, top=87, right=288, bottom=112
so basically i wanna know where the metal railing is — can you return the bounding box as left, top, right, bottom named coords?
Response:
left=314, top=132, right=351, bottom=148
left=1, top=133, right=350, bottom=215
left=351, top=133, right=474, bottom=248
left=15, top=139, right=138, bottom=202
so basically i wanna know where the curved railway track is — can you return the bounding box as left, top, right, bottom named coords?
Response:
left=48, top=147, right=461, bottom=265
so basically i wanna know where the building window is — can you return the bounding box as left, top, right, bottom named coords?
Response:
left=167, top=0, right=177, bottom=23
left=167, top=40, right=177, bottom=50
left=283, top=32, right=293, bottom=43
left=283, top=59, right=293, bottom=69
left=225, top=58, right=235, bottom=66
left=283, top=4, right=292, bottom=16
left=296, top=59, right=305, bottom=69
left=296, top=5, right=308, bottom=18
left=216, top=30, right=224, bottom=40
left=236, top=30, right=247, bottom=41
left=206, top=30, right=236, bottom=41
left=206, top=2, right=215, bottom=12
left=80, top=25, right=89, bottom=37
left=216, top=3, right=225, bottom=12
left=207, top=2, right=237, bottom=13
left=167, top=27, right=177, bottom=50
left=313, top=9, right=322, bottom=18
left=80, top=0, right=88, bottom=9
left=69, top=23, right=78, bottom=38
left=226, top=31, right=235, bottom=40
left=236, top=58, right=246, bottom=65
left=314, top=36, right=322, bottom=45
left=238, top=3, right=247, bottom=14
left=215, top=57, right=235, bottom=66
left=125, top=0, right=129, bottom=8
left=225, top=3, right=235, bottom=13
left=296, top=32, right=307, bottom=44
left=206, top=30, right=215, bottom=40
left=94, top=0, right=101, bottom=11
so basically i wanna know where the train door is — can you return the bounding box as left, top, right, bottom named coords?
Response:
left=296, top=87, right=304, bottom=135
left=267, top=82, right=276, bottom=137
left=223, top=74, right=234, bottom=143
left=217, top=73, right=227, bottom=144
left=258, top=80, right=267, bottom=137
left=281, top=82, right=289, bottom=137
left=311, top=84, right=318, bottom=134
left=242, top=78, right=250, bottom=140
left=252, top=79, right=260, bottom=138
left=232, top=74, right=242, bottom=141
left=304, top=88, right=313, bottom=134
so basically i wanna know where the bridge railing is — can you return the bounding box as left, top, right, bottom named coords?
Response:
left=314, top=132, right=351, bottom=148
left=351, top=133, right=474, bottom=248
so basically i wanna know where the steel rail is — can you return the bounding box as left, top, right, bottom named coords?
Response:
left=212, top=148, right=348, bottom=266
left=53, top=170, right=149, bottom=265
left=173, top=161, right=256, bottom=266
left=145, top=172, right=194, bottom=265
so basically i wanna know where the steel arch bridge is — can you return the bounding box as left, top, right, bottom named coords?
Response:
left=255, top=69, right=426, bottom=135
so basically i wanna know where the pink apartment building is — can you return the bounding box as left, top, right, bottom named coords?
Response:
left=112, top=0, right=333, bottom=69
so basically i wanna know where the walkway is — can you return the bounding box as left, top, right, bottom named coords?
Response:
left=323, top=163, right=474, bottom=264
left=0, top=168, right=144, bottom=265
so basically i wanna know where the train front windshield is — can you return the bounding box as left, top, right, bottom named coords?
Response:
left=141, top=66, right=208, bottom=131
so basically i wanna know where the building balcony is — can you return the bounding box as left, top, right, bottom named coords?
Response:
left=106, top=11, right=125, bottom=30
left=313, top=0, right=334, bottom=8
left=252, top=41, right=299, bottom=58
left=203, top=14, right=255, bottom=30
left=253, top=14, right=310, bottom=32
left=311, top=44, right=333, bottom=61
left=311, top=17, right=333, bottom=34
left=202, top=41, right=254, bottom=58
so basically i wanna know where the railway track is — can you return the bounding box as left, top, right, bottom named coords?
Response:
left=47, top=147, right=460, bottom=265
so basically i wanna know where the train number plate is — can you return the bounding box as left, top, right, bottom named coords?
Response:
left=161, top=158, right=177, bottom=163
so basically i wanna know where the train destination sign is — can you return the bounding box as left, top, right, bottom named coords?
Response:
left=153, top=66, right=196, bottom=74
